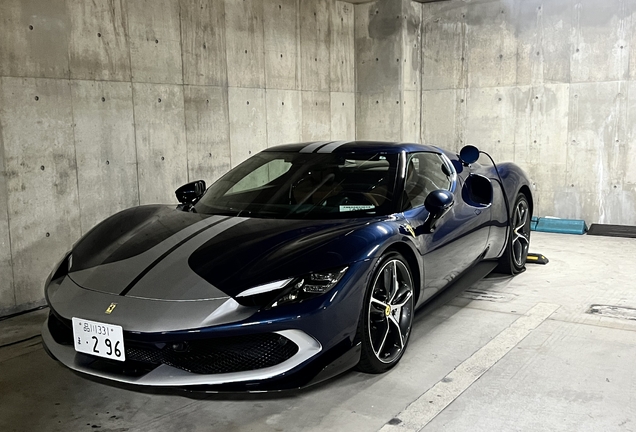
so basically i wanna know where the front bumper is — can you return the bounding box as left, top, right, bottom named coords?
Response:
left=43, top=259, right=373, bottom=390
left=42, top=315, right=321, bottom=389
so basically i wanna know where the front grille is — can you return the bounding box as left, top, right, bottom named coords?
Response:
left=125, top=333, right=298, bottom=374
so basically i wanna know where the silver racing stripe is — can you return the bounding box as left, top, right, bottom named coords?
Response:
left=125, top=217, right=248, bottom=300
left=316, top=140, right=350, bottom=153
left=68, top=215, right=228, bottom=295
left=299, top=141, right=331, bottom=153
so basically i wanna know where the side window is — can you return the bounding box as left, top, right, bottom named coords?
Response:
left=228, top=159, right=292, bottom=194
left=403, top=153, right=452, bottom=209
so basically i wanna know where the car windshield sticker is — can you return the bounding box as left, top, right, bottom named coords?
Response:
left=339, top=205, right=375, bottom=212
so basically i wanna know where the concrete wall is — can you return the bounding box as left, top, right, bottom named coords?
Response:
left=354, top=0, right=422, bottom=143
left=0, top=0, right=355, bottom=315
left=4, top=0, right=633, bottom=315
left=419, top=0, right=636, bottom=226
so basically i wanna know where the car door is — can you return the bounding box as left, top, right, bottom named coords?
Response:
left=401, top=152, right=491, bottom=303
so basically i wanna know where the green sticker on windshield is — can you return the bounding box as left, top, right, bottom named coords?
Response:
left=339, top=205, right=375, bottom=212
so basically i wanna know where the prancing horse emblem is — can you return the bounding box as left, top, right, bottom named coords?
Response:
left=105, top=303, right=117, bottom=314
left=400, top=223, right=416, bottom=237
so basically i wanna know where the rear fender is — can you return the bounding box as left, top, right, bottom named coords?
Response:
left=477, top=162, right=534, bottom=259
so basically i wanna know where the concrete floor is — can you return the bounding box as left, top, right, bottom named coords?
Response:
left=1, top=232, right=635, bottom=432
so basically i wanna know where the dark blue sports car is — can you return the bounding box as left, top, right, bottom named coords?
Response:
left=42, top=141, right=533, bottom=391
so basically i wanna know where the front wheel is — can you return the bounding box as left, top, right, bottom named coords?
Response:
left=356, top=252, right=414, bottom=374
left=496, top=193, right=531, bottom=275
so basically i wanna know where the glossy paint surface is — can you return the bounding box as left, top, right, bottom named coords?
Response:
left=43, top=141, right=533, bottom=390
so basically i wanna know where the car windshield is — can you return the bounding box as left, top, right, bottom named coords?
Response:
left=194, top=151, right=399, bottom=219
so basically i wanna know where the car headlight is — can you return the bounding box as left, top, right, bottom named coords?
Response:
left=236, top=267, right=348, bottom=309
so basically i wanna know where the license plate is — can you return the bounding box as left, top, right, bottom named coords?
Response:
left=72, top=317, right=126, bottom=361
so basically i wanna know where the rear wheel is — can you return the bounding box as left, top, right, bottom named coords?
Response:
left=496, top=193, right=531, bottom=275
left=356, top=252, right=414, bottom=373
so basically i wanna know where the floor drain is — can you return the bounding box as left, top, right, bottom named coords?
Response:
left=587, top=304, right=636, bottom=321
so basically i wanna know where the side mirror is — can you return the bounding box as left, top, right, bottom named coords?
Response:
left=175, top=180, right=206, bottom=209
left=459, top=145, right=480, bottom=165
left=423, top=189, right=454, bottom=233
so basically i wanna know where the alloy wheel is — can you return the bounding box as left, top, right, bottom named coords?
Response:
left=512, top=199, right=530, bottom=267
left=367, top=259, right=414, bottom=364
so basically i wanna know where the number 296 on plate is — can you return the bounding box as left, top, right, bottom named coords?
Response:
left=72, top=317, right=126, bottom=361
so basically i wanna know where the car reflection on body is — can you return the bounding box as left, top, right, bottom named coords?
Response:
left=42, top=141, right=533, bottom=391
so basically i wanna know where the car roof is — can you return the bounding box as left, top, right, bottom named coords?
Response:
left=264, top=141, right=443, bottom=155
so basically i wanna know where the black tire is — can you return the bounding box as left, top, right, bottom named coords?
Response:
left=356, top=251, right=415, bottom=374
left=496, top=193, right=532, bottom=275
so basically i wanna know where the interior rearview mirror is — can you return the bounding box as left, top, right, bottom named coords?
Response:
left=175, top=180, right=206, bottom=209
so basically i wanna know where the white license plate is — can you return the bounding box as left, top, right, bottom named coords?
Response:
left=72, top=317, right=126, bottom=361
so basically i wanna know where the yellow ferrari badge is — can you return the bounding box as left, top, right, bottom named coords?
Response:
left=105, top=303, right=117, bottom=314
left=385, top=305, right=391, bottom=316
left=403, top=224, right=416, bottom=237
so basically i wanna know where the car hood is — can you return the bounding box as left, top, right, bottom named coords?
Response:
left=68, top=205, right=384, bottom=301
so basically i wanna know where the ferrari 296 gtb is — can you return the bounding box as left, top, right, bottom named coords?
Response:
left=42, top=141, right=533, bottom=391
